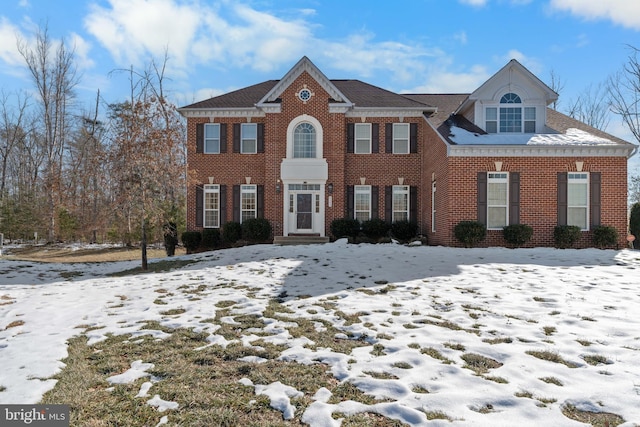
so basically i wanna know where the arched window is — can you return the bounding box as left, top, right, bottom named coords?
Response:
left=500, top=93, right=522, bottom=104
left=293, top=122, right=316, bottom=158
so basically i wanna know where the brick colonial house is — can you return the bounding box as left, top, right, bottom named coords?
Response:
left=178, top=57, right=636, bottom=247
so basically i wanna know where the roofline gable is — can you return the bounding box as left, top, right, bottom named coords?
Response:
left=456, top=59, right=558, bottom=114
left=256, top=56, right=353, bottom=108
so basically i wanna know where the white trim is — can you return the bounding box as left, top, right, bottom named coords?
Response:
left=178, top=108, right=266, bottom=118
left=286, top=114, right=324, bottom=159
left=345, top=108, right=430, bottom=118
left=448, top=145, right=635, bottom=158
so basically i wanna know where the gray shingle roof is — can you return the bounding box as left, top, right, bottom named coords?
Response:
left=180, top=79, right=433, bottom=110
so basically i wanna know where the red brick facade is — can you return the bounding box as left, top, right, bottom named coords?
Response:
left=182, top=58, right=634, bottom=248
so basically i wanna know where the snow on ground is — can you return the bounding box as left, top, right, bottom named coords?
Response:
left=1, top=242, right=639, bottom=426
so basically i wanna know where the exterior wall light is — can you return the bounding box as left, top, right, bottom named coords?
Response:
left=276, top=180, right=281, bottom=193
left=327, top=183, right=333, bottom=194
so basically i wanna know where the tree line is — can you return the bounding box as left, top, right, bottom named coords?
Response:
left=0, top=26, right=187, bottom=252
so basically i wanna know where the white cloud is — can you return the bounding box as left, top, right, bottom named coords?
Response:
left=453, top=31, right=468, bottom=45
left=408, top=64, right=490, bottom=94
left=496, top=49, right=543, bottom=75
left=459, top=0, right=487, bottom=6
left=0, top=17, right=25, bottom=67
left=550, top=0, right=640, bottom=30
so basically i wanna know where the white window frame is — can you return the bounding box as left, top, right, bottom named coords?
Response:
left=392, top=185, right=409, bottom=222
left=393, top=123, right=409, bottom=154
left=431, top=180, right=436, bottom=233
left=568, top=172, right=589, bottom=230
left=293, top=122, right=316, bottom=158
left=203, top=184, right=220, bottom=228
left=240, top=184, right=257, bottom=223
left=354, top=185, right=371, bottom=222
left=354, top=123, right=371, bottom=154
left=204, top=123, right=220, bottom=154
left=241, top=123, right=257, bottom=154
left=487, top=172, right=509, bottom=230
left=484, top=93, right=537, bottom=134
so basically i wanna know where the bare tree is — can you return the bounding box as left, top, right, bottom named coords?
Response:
left=17, top=24, right=78, bottom=242
left=548, top=69, right=565, bottom=110
left=566, top=83, right=610, bottom=131
left=107, top=56, right=186, bottom=269
left=609, top=46, right=640, bottom=144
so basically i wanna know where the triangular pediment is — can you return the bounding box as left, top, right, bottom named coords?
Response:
left=456, top=59, right=558, bottom=114
left=256, top=56, right=352, bottom=106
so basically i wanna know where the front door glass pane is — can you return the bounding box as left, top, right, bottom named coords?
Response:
left=297, top=194, right=312, bottom=229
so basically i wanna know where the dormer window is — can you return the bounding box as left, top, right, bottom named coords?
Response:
left=485, top=92, right=536, bottom=134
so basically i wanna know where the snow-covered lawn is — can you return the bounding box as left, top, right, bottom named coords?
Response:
left=1, top=242, right=639, bottom=426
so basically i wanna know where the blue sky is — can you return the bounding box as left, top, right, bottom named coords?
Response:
left=1, top=0, right=639, bottom=167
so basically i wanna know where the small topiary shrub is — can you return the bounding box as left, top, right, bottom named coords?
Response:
left=391, top=220, right=418, bottom=242
left=454, top=221, right=486, bottom=248
left=502, top=224, right=533, bottom=248
left=554, top=225, right=582, bottom=249
left=223, top=221, right=242, bottom=244
left=242, top=218, right=272, bottom=242
left=592, top=225, right=618, bottom=248
left=361, top=218, right=390, bottom=240
left=163, top=222, right=178, bottom=256
left=181, top=231, right=202, bottom=254
left=330, top=218, right=360, bottom=239
left=201, top=228, right=221, bottom=249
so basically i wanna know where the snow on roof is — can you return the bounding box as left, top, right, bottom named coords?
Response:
left=449, top=125, right=619, bottom=146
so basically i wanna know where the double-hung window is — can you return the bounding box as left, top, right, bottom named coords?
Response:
left=240, top=184, right=257, bottom=223
left=393, top=123, right=409, bottom=154
left=204, top=184, right=220, bottom=228
left=354, top=185, right=371, bottom=222
left=487, top=172, right=508, bottom=229
left=485, top=93, right=536, bottom=134
left=204, top=123, right=220, bottom=153
left=355, top=124, right=371, bottom=154
left=392, top=185, right=409, bottom=222
left=567, top=173, right=589, bottom=230
left=241, top=123, right=257, bottom=154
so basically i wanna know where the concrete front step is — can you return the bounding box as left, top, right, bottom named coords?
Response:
left=273, top=235, right=330, bottom=245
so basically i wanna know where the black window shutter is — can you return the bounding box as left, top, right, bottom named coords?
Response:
left=220, top=185, right=227, bottom=225
left=385, top=123, right=393, bottom=153
left=509, top=172, right=520, bottom=225
left=257, top=123, right=265, bottom=153
left=590, top=172, right=601, bottom=228
left=385, top=185, right=393, bottom=223
left=346, top=186, right=354, bottom=218
left=371, top=124, right=379, bottom=153
left=477, top=172, right=487, bottom=226
left=195, top=186, right=203, bottom=227
left=410, top=123, right=418, bottom=153
left=220, top=123, right=227, bottom=153
left=346, top=124, right=354, bottom=153
left=371, top=186, right=379, bottom=219
left=233, top=185, right=240, bottom=222
left=557, top=172, right=568, bottom=226
left=257, top=185, right=264, bottom=218
left=196, top=123, right=204, bottom=153
left=410, top=186, right=418, bottom=224
left=233, top=124, right=241, bottom=153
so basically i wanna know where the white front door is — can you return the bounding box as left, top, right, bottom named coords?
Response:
left=286, top=184, right=323, bottom=235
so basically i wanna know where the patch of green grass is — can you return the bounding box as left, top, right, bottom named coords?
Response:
left=420, top=347, right=454, bottom=364
left=335, top=412, right=407, bottom=426
left=443, top=342, right=466, bottom=351
left=364, top=371, right=399, bottom=380
left=483, top=375, right=508, bottom=384
left=562, top=403, right=625, bottom=426
left=370, top=344, right=386, bottom=356
left=411, top=385, right=429, bottom=394
left=160, top=308, right=186, bottom=316
left=582, top=354, right=611, bottom=366
left=482, top=337, right=513, bottom=345
left=423, top=410, right=452, bottom=420
left=526, top=350, right=579, bottom=368
left=577, top=339, right=592, bottom=346
left=109, top=259, right=195, bottom=277
left=461, top=353, right=503, bottom=374
left=543, top=326, right=557, bottom=336
left=540, top=376, right=563, bottom=386
left=391, top=362, right=413, bottom=369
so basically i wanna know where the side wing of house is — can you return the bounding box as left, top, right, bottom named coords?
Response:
left=426, top=60, right=636, bottom=248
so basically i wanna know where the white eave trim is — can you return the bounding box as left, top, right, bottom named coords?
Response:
left=178, top=107, right=266, bottom=118
left=447, top=144, right=636, bottom=158
left=345, top=107, right=435, bottom=118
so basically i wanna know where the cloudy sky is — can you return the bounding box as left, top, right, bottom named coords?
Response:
left=1, top=0, right=639, bottom=149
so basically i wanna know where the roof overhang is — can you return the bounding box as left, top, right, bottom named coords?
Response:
left=178, top=107, right=265, bottom=119
left=447, top=144, right=636, bottom=158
